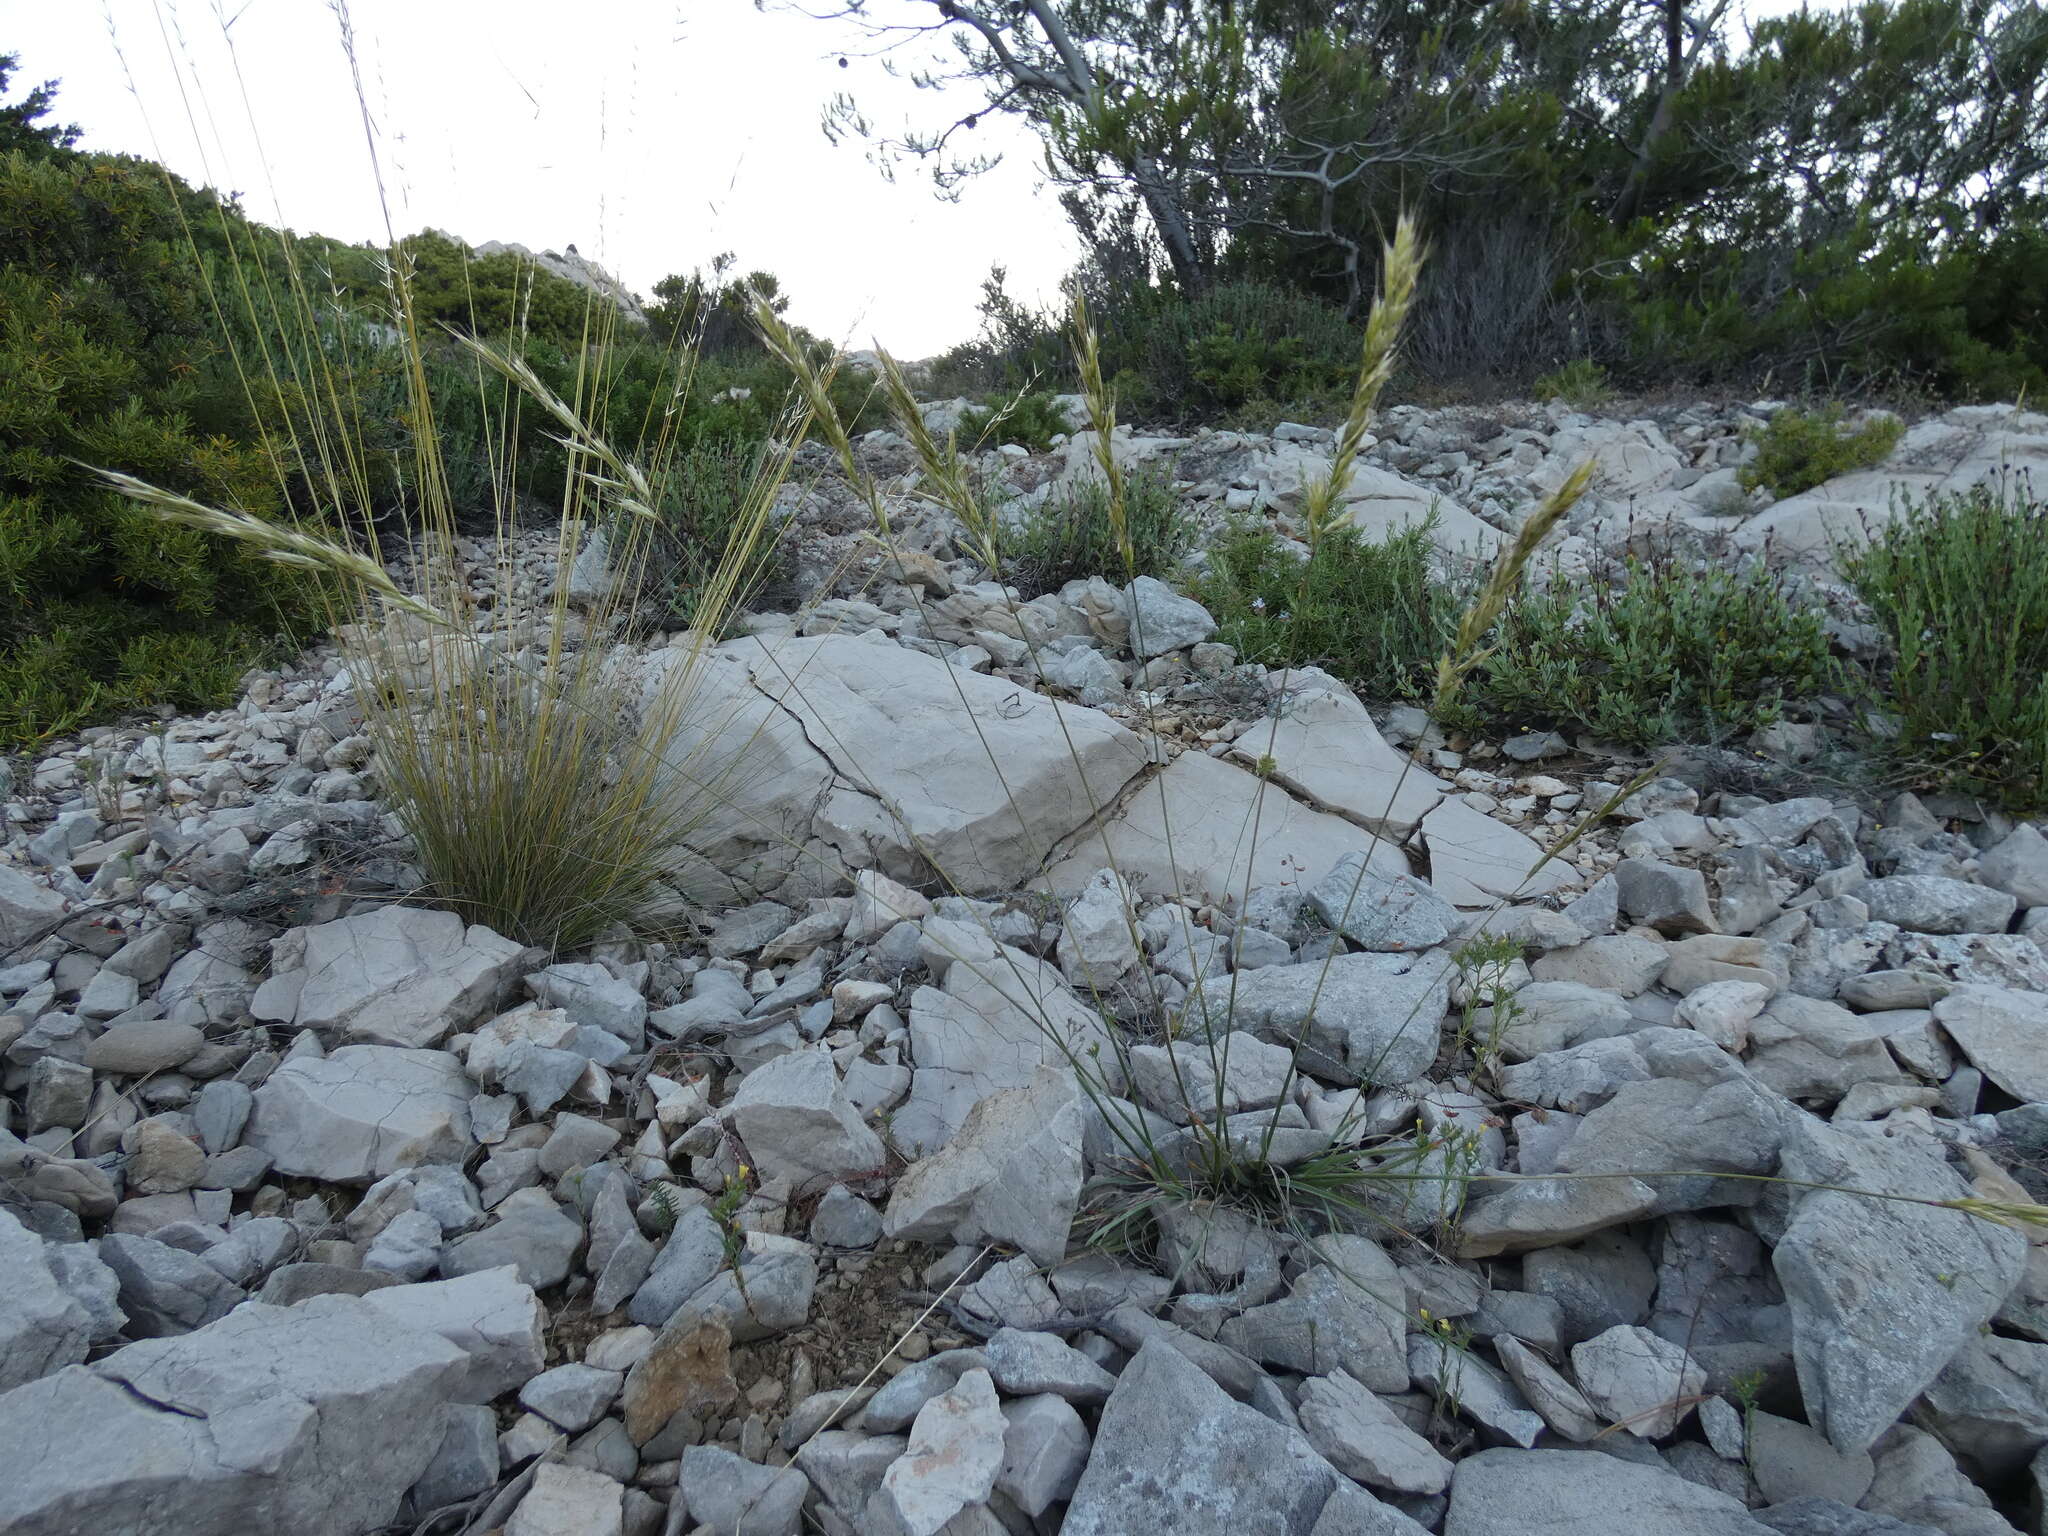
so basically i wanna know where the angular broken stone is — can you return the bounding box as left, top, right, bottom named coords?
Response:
left=0, top=1295, right=468, bottom=1536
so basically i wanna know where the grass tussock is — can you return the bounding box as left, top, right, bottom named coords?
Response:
left=1845, top=485, right=2048, bottom=807
left=1008, top=470, right=1192, bottom=597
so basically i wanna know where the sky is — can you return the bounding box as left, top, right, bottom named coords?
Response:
left=1, top=0, right=1079, bottom=356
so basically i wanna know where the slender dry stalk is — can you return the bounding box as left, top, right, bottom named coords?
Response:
left=1431, top=458, right=1595, bottom=713
left=1300, top=214, right=1424, bottom=552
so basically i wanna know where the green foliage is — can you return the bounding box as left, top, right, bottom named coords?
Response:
left=1007, top=469, right=1192, bottom=595
left=0, top=147, right=323, bottom=748
left=1844, top=487, right=2048, bottom=807
left=651, top=441, right=791, bottom=627
left=842, top=0, right=2048, bottom=402
left=1195, top=519, right=1456, bottom=700
left=1450, top=557, right=1839, bottom=748
left=1739, top=407, right=1905, bottom=498
left=1107, top=281, right=1359, bottom=417
left=958, top=391, right=1069, bottom=453
left=1532, top=359, right=1613, bottom=408
left=0, top=52, right=80, bottom=158
left=320, top=229, right=614, bottom=353
left=646, top=251, right=788, bottom=356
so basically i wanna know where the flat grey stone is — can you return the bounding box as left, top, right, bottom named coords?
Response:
left=1774, top=1119, right=2027, bottom=1453
left=730, top=1043, right=886, bottom=1191
left=504, top=1462, right=624, bottom=1536
left=1571, top=1324, right=1706, bottom=1438
left=678, top=1443, right=807, bottom=1536
left=1977, top=824, right=2048, bottom=908
left=82, top=1020, right=204, bottom=1075
left=982, top=1326, right=1118, bottom=1404
left=1933, top=985, right=2048, bottom=1103
left=0, top=1295, right=468, bottom=1536
left=97, top=1231, right=246, bottom=1336
left=0, top=1210, right=91, bottom=1389
left=1308, top=858, right=1460, bottom=951
left=1193, top=950, right=1451, bottom=1086
left=1297, top=1368, right=1453, bottom=1493
left=519, top=1361, right=623, bottom=1432
left=361, top=1265, right=548, bottom=1402
left=882, top=1366, right=1005, bottom=1535
left=1615, top=858, right=1718, bottom=936
left=439, top=1189, right=584, bottom=1290
left=1063, top=1336, right=1391, bottom=1536
left=245, top=1045, right=472, bottom=1185
left=997, top=1391, right=1090, bottom=1517
left=1857, top=876, right=2016, bottom=935
left=1444, top=1446, right=1769, bottom=1534
left=1748, top=1410, right=1876, bottom=1507
left=408, top=1402, right=500, bottom=1511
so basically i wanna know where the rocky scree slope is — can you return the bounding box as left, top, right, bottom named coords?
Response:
left=1, top=397, right=2047, bottom=1536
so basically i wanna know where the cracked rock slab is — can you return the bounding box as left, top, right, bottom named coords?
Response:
left=250, top=905, right=534, bottom=1048
left=702, top=633, right=1151, bottom=896
left=246, top=1045, right=474, bottom=1185
left=0, top=1295, right=468, bottom=1536
left=1042, top=747, right=1410, bottom=905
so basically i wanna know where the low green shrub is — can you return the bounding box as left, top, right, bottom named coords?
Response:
left=1738, top=405, right=1905, bottom=499
left=1195, top=520, right=1457, bottom=701
left=1006, top=470, right=1192, bottom=596
left=958, top=392, right=1070, bottom=453
left=1844, top=487, right=2048, bottom=807
left=651, top=441, right=791, bottom=627
left=0, top=143, right=324, bottom=748
left=1450, top=556, right=1838, bottom=748
left=1532, top=359, right=1613, bottom=408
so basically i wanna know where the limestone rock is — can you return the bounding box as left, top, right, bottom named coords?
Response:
left=0, top=1295, right=467, bottom=1536
left=251, top=905, right=532, bottom=1048
left=1042, top=747, right=1410, bottom=906
left=1774, top=1119, right=2027, bottom=1453
left=246, top=1045, right=473, bottom=1184
left=730, top=1044, right=886, bottom=1192
left=0, top=1211, right=90, bottom=1390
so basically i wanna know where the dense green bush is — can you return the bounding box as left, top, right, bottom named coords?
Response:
left=959, top=392, right=1070, bottom=453
left=1844, top=487, right=2048, bottom=807
left=1738, top=405, right=1906, bottom=499
left=1006, top=470, right=1192, bottom=595
left=318, top=229, right=617, bottom=354
left=1450, top=557, right=1838, bottom=748
left=1532, top=359, right=1614, bottom=408
left=0, top=143, right=323, bottom=747
left=650, top=440, right=791, bottom=627
left=1195, top=520, right=1456, bottom=700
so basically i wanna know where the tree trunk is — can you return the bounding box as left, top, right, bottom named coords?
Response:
left=1131, top=153, right=1208, bottom=293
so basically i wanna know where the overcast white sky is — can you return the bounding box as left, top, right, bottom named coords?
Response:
left=1, top=0, right=1076, bottom=356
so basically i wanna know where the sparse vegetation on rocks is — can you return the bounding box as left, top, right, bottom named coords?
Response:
left=5, top=15, right=2048, bottom=1536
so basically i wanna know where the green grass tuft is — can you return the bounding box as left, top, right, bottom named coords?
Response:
left=1844, top=485, right=2048, bottom=808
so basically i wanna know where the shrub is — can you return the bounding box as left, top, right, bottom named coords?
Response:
left=1843, top=487, right=2048, bottom=807
left=651, top=440, right=792, bottom=628
left=1532, top=359, right=1614, bottom=409
left=1195, top=519, right=1457, bottom=701
left=1450, top=556, right=1838, bottom=748
left=1738, top=405, right=1905, bottom=499
left=1007, top=469, right=1192, bottom=595
left=0, top=147, right=324, bottom=748
left=958, top=391, right=1070, bottom=453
